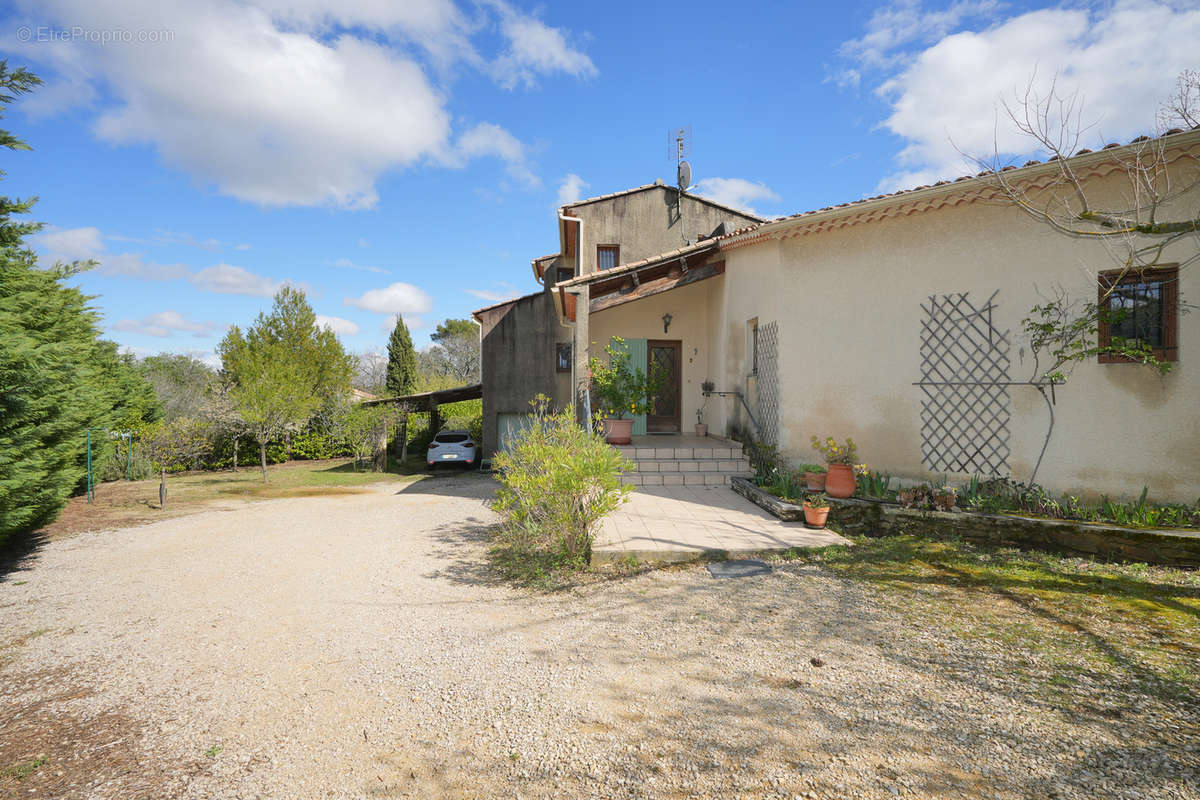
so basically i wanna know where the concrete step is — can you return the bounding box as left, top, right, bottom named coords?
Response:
left=630, top=458, right=752, bottom=474
left=621, top=471, right=750, bottom=487
left=614, top=443, right=744, bottom=461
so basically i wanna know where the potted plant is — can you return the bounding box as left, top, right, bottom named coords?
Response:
left=810, top=436, right=858, bottom=498
left=933, top=485, right=957, bottom=512
left=695, top=406, right=708, bottom=437
left=802, top=492, right=830, bottom=528
left=798, top=463, right=826, bottom=491
left=589, top=337, right=661, bottom=445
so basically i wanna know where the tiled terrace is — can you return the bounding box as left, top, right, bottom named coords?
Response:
left=592, top=484, right=849, bottom=565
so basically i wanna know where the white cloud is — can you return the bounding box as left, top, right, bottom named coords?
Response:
left=357, top=237, right=369, bottom=248
left=465, top=283, right=520, bottom=303
left=380, top=314, right=426, bottom=333
left=842, top=0, right=1200, bottom=192
left=488, top=0, right=598, bottom=89
left=12, top=0, right=595, bottom=207
left=234, top=243, right=252, bottom=251
left=345, top=282, right=434, bottom=315
left=332, top=257, right=389, bottom=274
left=191, top=264, right=282, bottom=297
left=30, top=227, right=189, bottom=279
left=450, top=122, right=540, bottom=188
left=112, top=310, right=218, bottom=338
left=29, top=225, right=283, bottom=293
left=836, top=0, right=1002, bottom=86
left=315, top=315, right=361, bottom=336
left=692, top=178, right=781, bottom=216
left=99, top=253, right=191, bottom=281
left=556, top=173, right=588, bottom=206
left=30, top=225, right=104, bottom=262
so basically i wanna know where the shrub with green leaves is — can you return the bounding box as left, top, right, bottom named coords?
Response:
left=492, top=396, right=632, bottom=574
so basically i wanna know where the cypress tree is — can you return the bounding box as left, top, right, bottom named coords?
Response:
left=385, top=315, right=418, bottom=397
left=0, top=62, right=158, bottom=543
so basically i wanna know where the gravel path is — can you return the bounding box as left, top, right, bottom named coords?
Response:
left=1, top=475, right=1195, bottom=800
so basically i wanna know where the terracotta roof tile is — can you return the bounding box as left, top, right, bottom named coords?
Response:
left=712, top=126, right=1200, bottom=246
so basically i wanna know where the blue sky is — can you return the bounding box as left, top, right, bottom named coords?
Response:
left=4, top=0, right=1198, bottom=362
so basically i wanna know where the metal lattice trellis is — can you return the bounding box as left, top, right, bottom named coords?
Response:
left=915, top=291, right=1011, bottom=475
left=756, top=321, right=780, bottom=446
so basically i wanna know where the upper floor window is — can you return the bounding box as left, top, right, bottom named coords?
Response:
left=555, top=267, right=573, bottom=284
left=597, top=245, right=620, bottom=271
left=1098, top=266, right=1178, bottom=363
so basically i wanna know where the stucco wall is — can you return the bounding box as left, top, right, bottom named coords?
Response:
left=572, top=187, right=758, bottom=276
left=589, top=278, right=719, bottom=432
left=716, top=174, right=1200, bottom=503
left=476, top=289, right=573, bottom=458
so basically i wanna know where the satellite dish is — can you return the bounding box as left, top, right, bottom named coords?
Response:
left=677, top=160, right=692, bottom=191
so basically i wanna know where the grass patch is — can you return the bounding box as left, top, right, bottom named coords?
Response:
left=36, top=457, right=440, bottom=540
left=2, top=755, right=47, bottom=781
left=774, top=535, right=1200, bottom=703
left=203, top=745, right=223, bottom=758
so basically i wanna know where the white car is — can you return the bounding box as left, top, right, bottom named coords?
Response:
left=426, top=430, right=477, bottom=470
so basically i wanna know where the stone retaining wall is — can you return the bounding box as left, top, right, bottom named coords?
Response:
left=730, top=477, right=1200, bottom=568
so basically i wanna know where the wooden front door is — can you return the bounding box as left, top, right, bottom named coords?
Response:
left=646, top=340, right=682, bottom=433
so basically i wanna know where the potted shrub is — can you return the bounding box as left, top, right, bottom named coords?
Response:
left=798, top=463, right=826, bottom=491
left=694, top=406, right=708, bottom=437
left=802, top=492, right=830, bottom=528
left=589, top=337, right=661, bottom=445
left=810, top=436, right=858, bottom=498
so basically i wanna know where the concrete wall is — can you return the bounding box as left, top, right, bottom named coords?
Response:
left=476, top=288, right=573, bottom=459
left=572, top=187, right=758, bottom=276
left=589, top=277, right=720, bottom=433
left=714, top=170, right=1200, bottom=503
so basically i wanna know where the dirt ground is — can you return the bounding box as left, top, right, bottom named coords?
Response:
left=1, top=475, right=1196, bottom=800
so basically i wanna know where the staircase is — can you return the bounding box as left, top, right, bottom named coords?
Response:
left=614, top=437, right=753, bottom=487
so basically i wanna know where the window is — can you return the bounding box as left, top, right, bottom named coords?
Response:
left=1098, top=266, right=1178, bottom=363
left=747, top=318, right=759, bottom=375
left=555, top=342, right=572, bottom=372
left=597, top=245, right=620, bottom=271
left=555, top=267, right=574, bottom=284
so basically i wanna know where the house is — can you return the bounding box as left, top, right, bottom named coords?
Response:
left=475, top=128, right=1200, bottom=503
left=473, top=181, right=762, bottom=454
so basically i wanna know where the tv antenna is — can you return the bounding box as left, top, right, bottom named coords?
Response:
left=668, top=126, right=693, bottom=191
left=667, top=125, right=696, bottom=241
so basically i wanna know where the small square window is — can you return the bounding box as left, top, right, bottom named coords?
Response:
left=597, top=245, right=620, bottom=271
left=555, top=267, right=574, bottom=284
left=555, top=342, right=572, bottom=372
left=1098, top=266, right=1178, bottom=363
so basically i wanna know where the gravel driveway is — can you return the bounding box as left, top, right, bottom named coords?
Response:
left=1, top=475, right=1195, bottom=800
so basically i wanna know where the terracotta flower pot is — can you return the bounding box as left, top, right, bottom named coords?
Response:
left=603, top=418, right=634, bottom=445
left=694, top=423, right=708, bottom=437
left=804, top=471, right=827, bottom=491
left=802, top=503, right=830, bottom=528
left=824, top=463, right=855, bottom=498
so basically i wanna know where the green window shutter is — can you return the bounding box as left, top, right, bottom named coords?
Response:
left=623, top=337, right=648, bottom=437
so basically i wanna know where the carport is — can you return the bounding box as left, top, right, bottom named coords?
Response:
left=362, top=383, right=482, bottom=459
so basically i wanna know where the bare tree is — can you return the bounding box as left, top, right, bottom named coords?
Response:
left=353, top=349, right=388, bottom=396
left=1159, top=69, right=1200, bottom=132
left=977, top=72, right=1199, bottom=284
left=966, top=71, right=1200, bottom=483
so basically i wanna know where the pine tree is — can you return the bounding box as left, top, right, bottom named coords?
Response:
left=218, top=287, right=354, bottom=481
left=385, top=315, right=418, bottom=397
